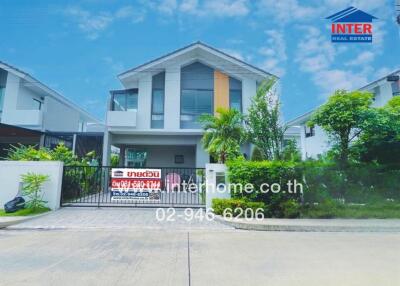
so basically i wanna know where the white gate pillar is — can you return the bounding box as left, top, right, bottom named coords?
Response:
left=205, top=163, right=230, bottom=210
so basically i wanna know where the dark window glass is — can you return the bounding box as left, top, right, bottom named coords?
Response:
left=152, top=72, right=165, bottom=129
left=230, top=89, right=242, bottom=111
left=391, top=82, right=400, bottom=96
left=0, top=87, right=4, bottom=112
left=111, top=90, right=138, bottom=111
left=180, top=89, right=213, bottom=129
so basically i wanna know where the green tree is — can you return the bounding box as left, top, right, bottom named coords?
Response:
left=246, top=78, right=285, bottom=160
left=250, top=146, right=266, bottom=161
left=308, top=90, right=373, bottom=166
left=354, top=97, right=400, bottom=165
left=199, top=107, right=244, bottom=163
left=282, top=139, right=301, bottom=162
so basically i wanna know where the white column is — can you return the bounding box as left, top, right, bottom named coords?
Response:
left=205, top=163, right=230, bottom=210
left=164, top=65, right=181, bottom=129
left=195, top=138, right=209, bottom=168
left=242, top=77, right=256, bottom=115
left=102, top=131, right=112, bottom=166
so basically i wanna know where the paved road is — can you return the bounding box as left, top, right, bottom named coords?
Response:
left=1, top=209, right=400, bottom=285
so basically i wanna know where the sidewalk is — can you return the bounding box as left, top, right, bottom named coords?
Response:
left=215, top=216, right=400, bottom=232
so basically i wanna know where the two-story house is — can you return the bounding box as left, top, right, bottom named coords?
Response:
left=286, top=69, right=400, bottom=159
left=103, top=42, right=277, bottom=168
left=0, top=61, right=101, bottom=132
left=0, top=61, right=103, bottom=158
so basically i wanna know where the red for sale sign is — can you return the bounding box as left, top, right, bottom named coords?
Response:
left=111, top=168, right=161, bottom=201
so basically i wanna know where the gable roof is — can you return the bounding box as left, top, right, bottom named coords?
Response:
left=118, top=41, right=277, bottom=81
left=0, top=60, right=100, bottom=123
left=326, top=6, right=377, bottom=22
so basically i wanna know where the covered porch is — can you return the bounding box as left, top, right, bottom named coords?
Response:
left=103, top=132, right=209, bottom=168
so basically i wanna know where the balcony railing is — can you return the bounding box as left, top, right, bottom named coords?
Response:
left=106, top=110, right=137, bottom=128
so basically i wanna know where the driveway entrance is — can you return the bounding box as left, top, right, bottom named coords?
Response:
left=60, top=166, right=206, bottom=208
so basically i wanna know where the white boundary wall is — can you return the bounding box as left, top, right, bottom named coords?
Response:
left=0, top=161, right=64, bottom=210
left=205, top=163, right=230, bottom=210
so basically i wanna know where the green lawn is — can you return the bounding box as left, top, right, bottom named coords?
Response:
left=301, top=202, right=400, bottom=219
left=0, top=207, right=50, bottom=217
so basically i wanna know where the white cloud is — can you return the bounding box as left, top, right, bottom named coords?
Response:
left=65, top=7, right=113, bottom=40
left=257, top=0, right=320, bottom=23
left=294, top=25, right=374, bottom=96
left=65, top=6, right=145, bottom=40
left=258, top=29, right=287, bottom=76
left=147, top=0, right=249, bottom=17
left=346, top=51, right=375, bottom=66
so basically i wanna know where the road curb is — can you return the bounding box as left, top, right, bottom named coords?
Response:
left=214, top=215, right=400, bottom=232
left=0, top=212, right=51, bottom=229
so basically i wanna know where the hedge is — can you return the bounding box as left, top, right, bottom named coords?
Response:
left=226, top=159, right=302, bottom=217
left=212, top=198, right=265, bottom=216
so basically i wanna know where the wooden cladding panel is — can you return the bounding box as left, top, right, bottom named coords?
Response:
left=214, top=70, right=229, bottom=114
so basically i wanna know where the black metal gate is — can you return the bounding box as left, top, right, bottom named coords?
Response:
left=60, top=166, right=206, bottom=208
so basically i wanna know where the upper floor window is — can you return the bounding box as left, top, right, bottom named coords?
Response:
left=0, top=86, right=5, bottom=113
left=180, top=62, right=214, bottom=129
left=111, top=89, right=138, bottom=111
left=152, top=72, right=165, bottom=129
left=33, top=98, right=42, bottom=110
left=305, top=126, right=315, bottom=138
left=229, top=77, right=242, bottom=112
left=391, top=81, right=400, bottom=96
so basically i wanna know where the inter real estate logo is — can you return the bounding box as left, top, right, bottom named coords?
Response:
left=326, top=6, right=377, bottom=43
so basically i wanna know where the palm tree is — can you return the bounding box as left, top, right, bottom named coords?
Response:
left=199, top=107, right=244, bottom=163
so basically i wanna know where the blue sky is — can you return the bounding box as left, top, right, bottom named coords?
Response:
left=0, top=0, right=399, bottom=121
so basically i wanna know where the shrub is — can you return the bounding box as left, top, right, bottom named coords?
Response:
left=250, top=146, right=266, bottom=161
left=280, top=199, right=301, bottom=218
left=227, top=159, right=302, bottom=217
left=212, top=198, right=266, bottom=217
left=21, top=173, right=49, bottom=211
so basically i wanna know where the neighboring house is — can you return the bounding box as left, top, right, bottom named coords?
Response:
left=103, top=41, right=277, bottom=167
left=287, top=69, right=400, bottom=159
left=0, top=61, right=101, bottom=132
left=0, top=61, right=104, bottom=159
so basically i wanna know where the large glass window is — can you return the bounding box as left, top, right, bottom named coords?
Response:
left=180, top=89, right=213, bottom=129
left=230, top=90, right=242, bottom=111
left=229, top=77, right=242, bottom=112
left=151, top=72, right=165, bottom=128
left=180, top=62, right=214, bottom=129
left=112, top=90, right=138, bottom=111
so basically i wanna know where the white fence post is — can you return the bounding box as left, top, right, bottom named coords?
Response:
left=205, top=163, right=231, bottom=210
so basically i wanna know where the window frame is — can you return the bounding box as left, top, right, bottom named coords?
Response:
left=111, top=89, right=138, bottom=111
left=33, top=98, right=43, bottom=110
left=305, top=125, right=315, bottom=138
left=229, top=88, right=242, bottom=112
left=391, top=81, right=400, bottom=96
left=180, top=88, right=214, bottom=129
left=151, top=88, right=165, bottom=129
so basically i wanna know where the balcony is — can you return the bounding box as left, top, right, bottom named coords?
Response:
left=107, top=110, right=137, bottom=128
left=5, top=109, right=43, bottom=127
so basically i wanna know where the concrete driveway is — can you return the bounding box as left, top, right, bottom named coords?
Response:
left=1, top=208, right=399, bottom=286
